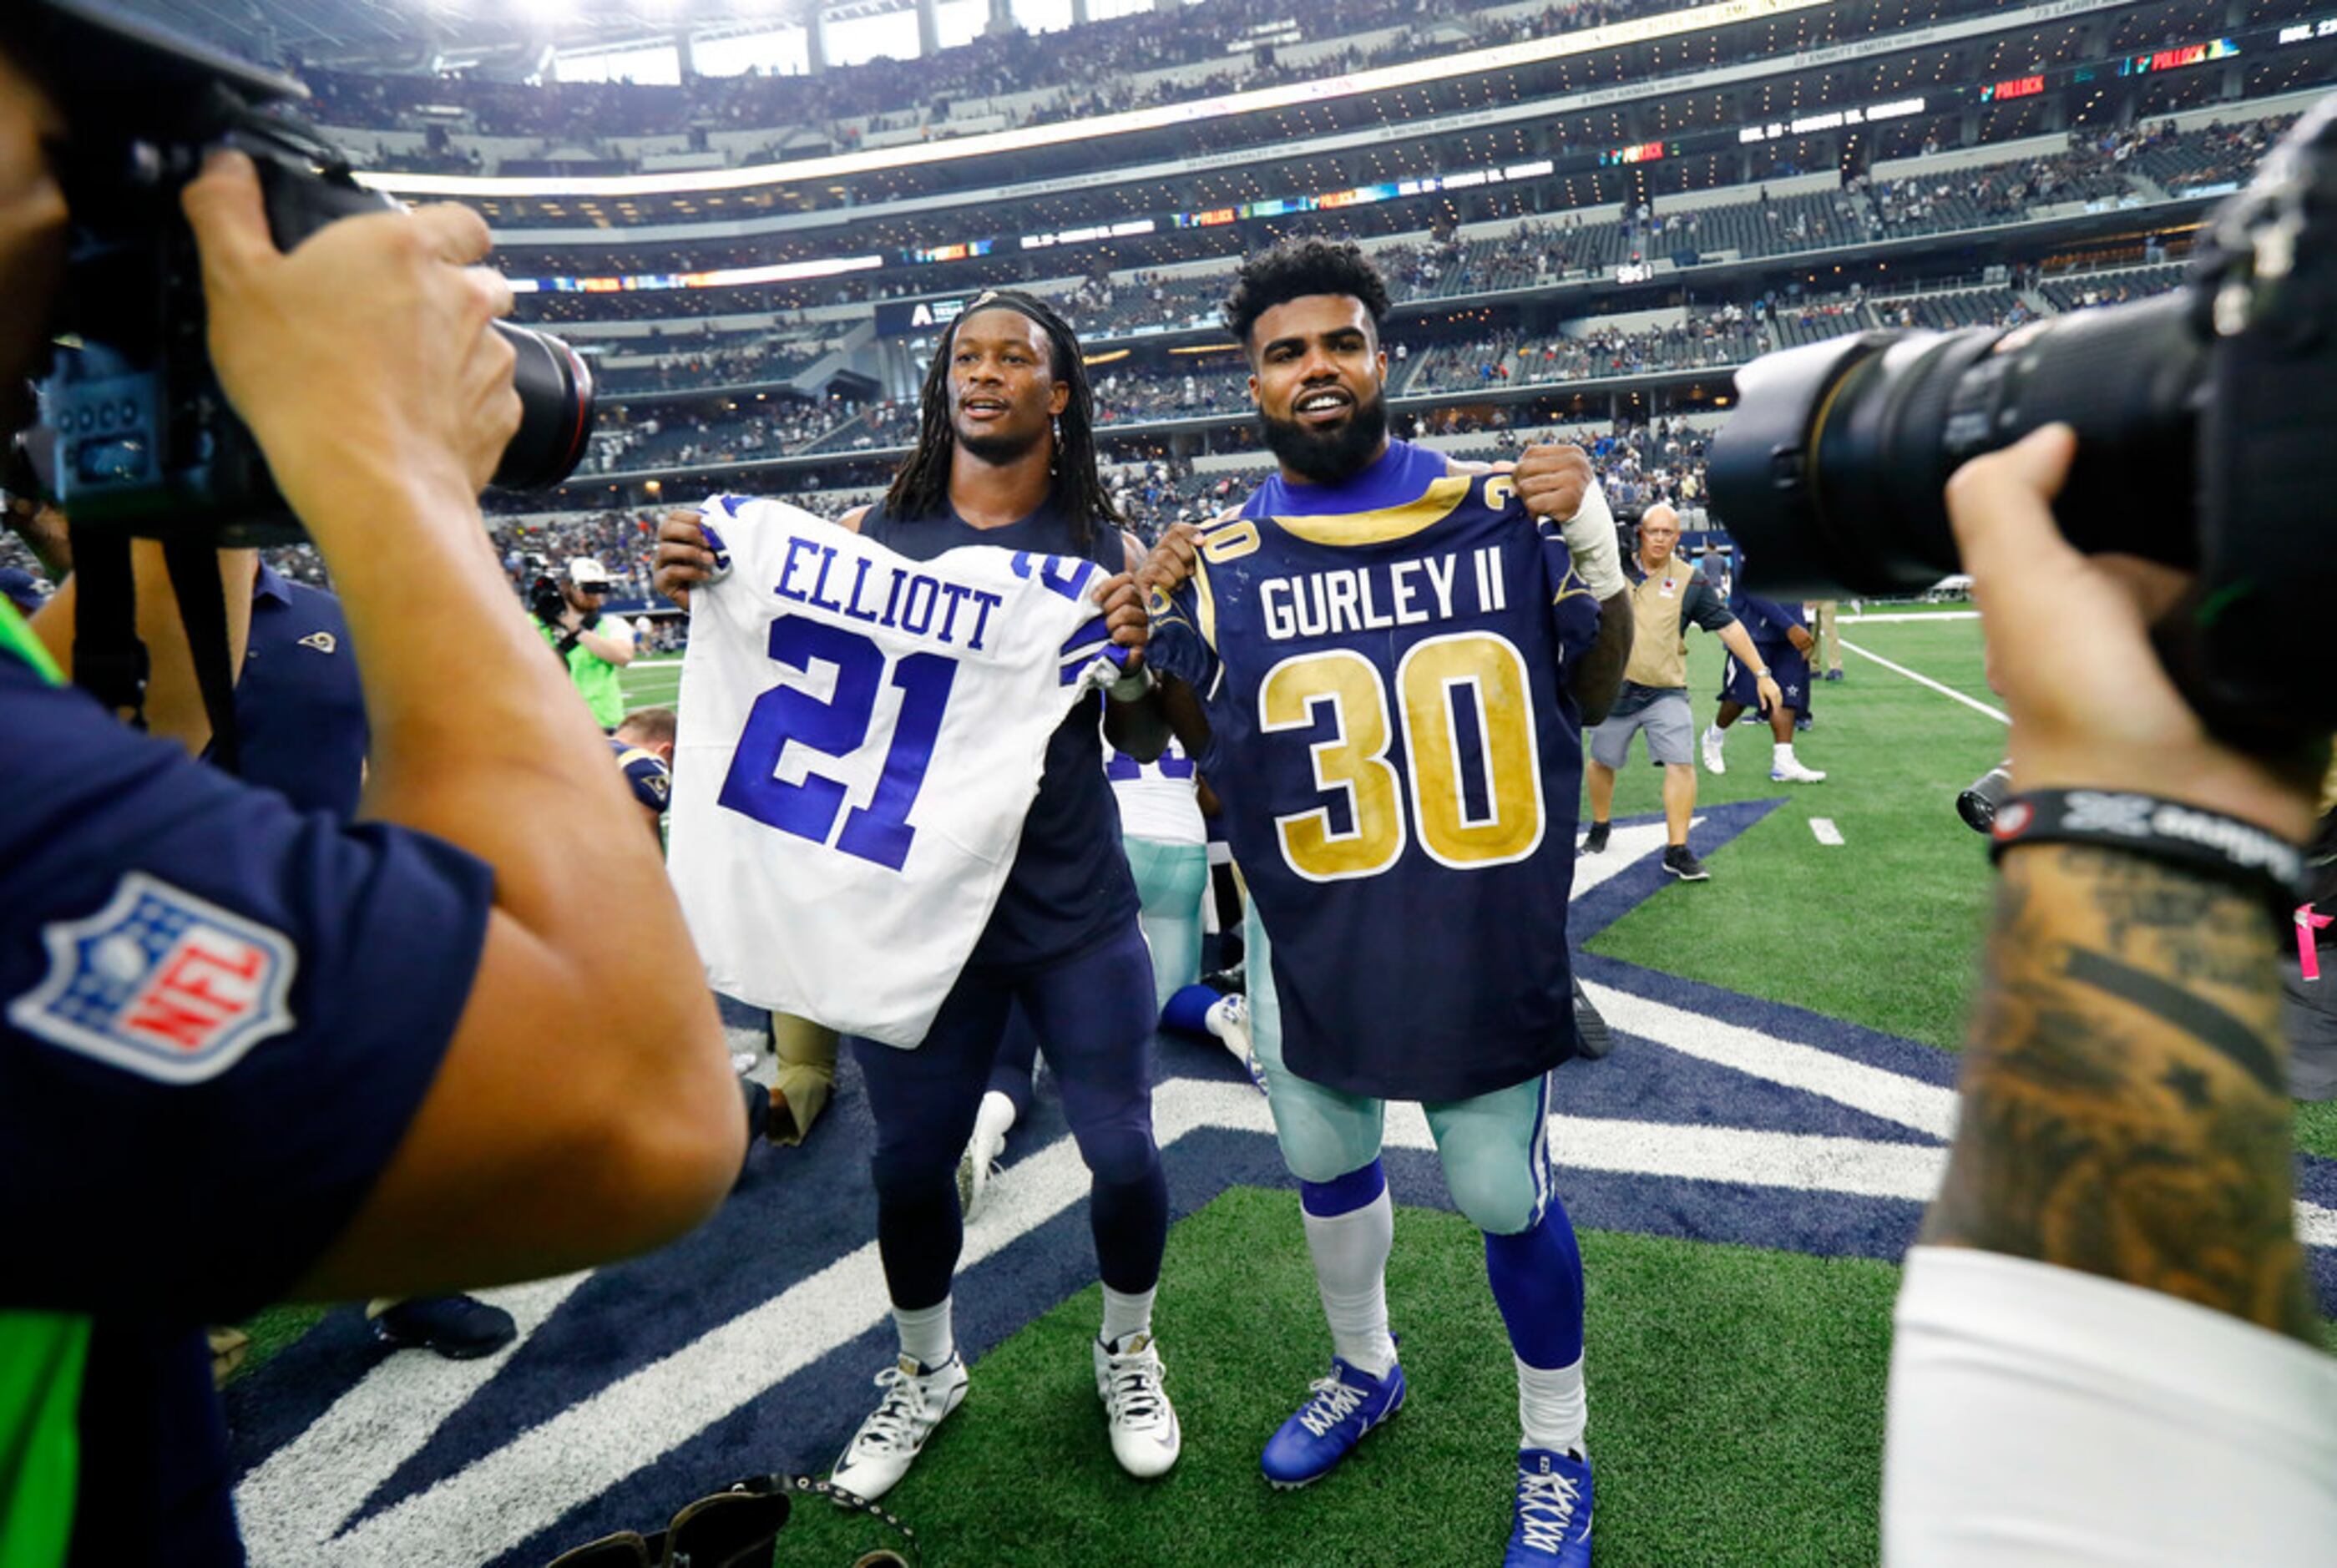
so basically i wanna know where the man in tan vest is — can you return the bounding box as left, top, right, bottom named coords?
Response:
left=1580, top=505, right=1780, bottom=880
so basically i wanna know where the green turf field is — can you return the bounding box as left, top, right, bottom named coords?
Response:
left=229, top=610, right=2332, bottom=1566
left=763, top=1188, right=1900, bottom=1568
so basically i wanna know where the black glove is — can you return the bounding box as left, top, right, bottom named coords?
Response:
left=579, top=609, right=602, bottom=632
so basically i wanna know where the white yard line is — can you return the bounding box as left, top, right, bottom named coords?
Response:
left=1839, top=638, right=2009, bottom=725
left=1809, top=818, right=1844, bottom=846
left=1842, top=610, right=1980, bottom=624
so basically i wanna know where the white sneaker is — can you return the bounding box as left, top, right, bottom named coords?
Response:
left=956, top=1118, right=1007, bottom=1223
left=1770, top=758, right=1828, bottom=783
left=1094, top=1333, right=1181, bottom=1479
left=1701, top=727, right=1727, bottom=775
left=1206, top=995, right=1270, bottom=1095
left=829, top=1353, right=969, bottom=1503
left=1206, top=993, right=1251, bottom=1060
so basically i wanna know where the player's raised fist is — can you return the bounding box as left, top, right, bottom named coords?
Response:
left=1514, top=442, right=1594, bottom=524
left=651, top=508, right=718, bottom=609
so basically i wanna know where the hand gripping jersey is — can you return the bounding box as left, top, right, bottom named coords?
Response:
left=668, top=495, right=1123, bottom=1046
left=1147, top=440, right=1604, bottom=1101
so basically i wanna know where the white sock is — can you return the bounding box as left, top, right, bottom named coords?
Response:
left=1303, top=1189, right=1399, bottom=1378
left=1100, top=1284, right=1156, bottom=1347
left=1703, top=722, right=1724, bottom=743
left=1517, top=1353, right=1587, bottom=1456
left=973, top=1090, right=1017, bottom=1148
left=1773, top=741, right=1797, bottom=768
left=893, top=1297, right=955, bottom=1370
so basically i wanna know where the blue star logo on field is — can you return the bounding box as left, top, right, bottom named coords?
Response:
left=9, top=873, right=296, bottom=1084
left=224, top=800, right=2337, bottom=1566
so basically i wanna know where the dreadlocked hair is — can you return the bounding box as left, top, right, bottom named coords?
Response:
left=1222, top=237, right=1393, bottom=348
left=882, top=290, right=1122, bottom=549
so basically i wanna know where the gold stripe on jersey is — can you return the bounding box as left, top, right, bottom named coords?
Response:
left=1194, top=553, right=1219, bottom=650
left=1271, top=473, right=1473, bottom=548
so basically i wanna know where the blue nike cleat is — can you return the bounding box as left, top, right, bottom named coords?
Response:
left=1504, top=1447, right=1593, bottom=1566
left=1259, top=1356, right=1404, bottom=1489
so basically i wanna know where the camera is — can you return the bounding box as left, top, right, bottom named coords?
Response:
left=7, top=1, right=595, bottom=547
left=1710, top=96, right=2337, bottom=748
left=521, top=554, right=569, bottom=626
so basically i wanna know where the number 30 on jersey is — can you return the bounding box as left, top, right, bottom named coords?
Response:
left=1262, top=630, right=1543, bottom=881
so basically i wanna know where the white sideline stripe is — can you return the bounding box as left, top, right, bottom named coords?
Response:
left=1840, top=638, right=2010, bottom=725
left=234, top=1270, right=591, bottom=1562
left=1843, top=611, right=1980, bottom=624
left=1809, top=817, right=1844, bottom=846
left=1567, top=817, right=1688, bottom=897
left=1584, top=980, right=1960, bottom=1140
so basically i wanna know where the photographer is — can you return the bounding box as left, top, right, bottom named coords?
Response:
left=1884, top=427, right=2337, bottom=1563
left=532, top=556, right=635, bottom=730
left=0, top=10, right=744, bottom=1565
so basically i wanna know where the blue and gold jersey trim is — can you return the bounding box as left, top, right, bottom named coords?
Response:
left=1267, top=473, right=1475, bottom=549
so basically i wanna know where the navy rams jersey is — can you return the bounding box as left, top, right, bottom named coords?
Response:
left=608, top=738, right=672, bottom=815
left=1148, top=439, right=1603, bottom=1101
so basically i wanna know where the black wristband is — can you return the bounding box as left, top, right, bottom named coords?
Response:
left=1989, top=788, right=2308, bottom=911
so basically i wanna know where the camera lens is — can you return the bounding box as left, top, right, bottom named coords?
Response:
left=492, top=322, right=596, bottom=490
left=1708, top=291, right=2205, bottom=598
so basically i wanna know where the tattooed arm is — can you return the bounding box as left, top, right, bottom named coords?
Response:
left=1922, top=423, right=2325, bottom=1342
left=1926, top=845, right=2316, bottom=1342
left=1884, top=424, right=2335, bottom=1568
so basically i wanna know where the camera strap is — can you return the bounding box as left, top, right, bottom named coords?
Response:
left=161, top=536, right=241, bottom=777
left=66, top=524, right=147, bottom=726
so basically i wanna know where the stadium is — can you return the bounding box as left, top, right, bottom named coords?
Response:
left=6, top=0, right=2336, bottom=1565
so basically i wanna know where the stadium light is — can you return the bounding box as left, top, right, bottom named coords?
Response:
left=362, top=0, right=1833, bottom=200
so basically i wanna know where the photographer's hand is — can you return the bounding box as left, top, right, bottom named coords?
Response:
left=179, top=151, right=743, bottom=1292
left=182, top=149, right=519, bottom=513
left=1947, top=423, right=2317, bottom=841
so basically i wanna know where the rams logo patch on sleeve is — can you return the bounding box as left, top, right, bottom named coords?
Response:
left=8, top=873, right=297, bottom=1084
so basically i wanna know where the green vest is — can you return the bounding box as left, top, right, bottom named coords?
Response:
left=539, top=616, right=626, bottom=728
left=0, top=599, right=86, bottom=1568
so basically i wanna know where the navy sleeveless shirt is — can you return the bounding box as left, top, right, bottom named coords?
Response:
left=858, top=495, right=1140, bottom=969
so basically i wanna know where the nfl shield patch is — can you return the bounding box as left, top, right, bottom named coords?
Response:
left=8, top=873, right=297, bottom=1084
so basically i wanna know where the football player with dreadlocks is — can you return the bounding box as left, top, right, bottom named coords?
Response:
left=654, top=291, right=1182, bottom=1501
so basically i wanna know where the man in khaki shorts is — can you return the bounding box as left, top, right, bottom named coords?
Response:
left=1579, top=505, right=1779, bottom=882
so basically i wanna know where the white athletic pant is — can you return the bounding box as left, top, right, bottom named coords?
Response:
left=1885, top=1246, right=2337, bottom=1565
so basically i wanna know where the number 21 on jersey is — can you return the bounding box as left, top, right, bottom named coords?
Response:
left=719, top=617, right=956, bottom=873
left=1261, top=630, right=1543, bottom=881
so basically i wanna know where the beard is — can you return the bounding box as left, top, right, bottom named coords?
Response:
left=1258, top=387, right=1389, bottom=484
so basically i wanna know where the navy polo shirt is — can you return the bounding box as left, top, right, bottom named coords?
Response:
left=210, top=563, right=369, bottom=818
left=0, top=637, right=494, bottom=1563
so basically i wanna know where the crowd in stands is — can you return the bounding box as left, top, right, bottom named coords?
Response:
left=1400, top=306, right=1760, bottom=393
left=504, top=108, right=2289, bottom=340
left=2122, top=114, right=2296, bottom=195
left=582, top=397, right=890, bottom=472
left=593, top=336, right=827, bottom=395
left=305, top=0, right=1719, bottom=156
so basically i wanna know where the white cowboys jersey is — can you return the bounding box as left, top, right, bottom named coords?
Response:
left=1105, top=737, right=1205, bottom=847
left=668, top=495, right=1123, bottom=1046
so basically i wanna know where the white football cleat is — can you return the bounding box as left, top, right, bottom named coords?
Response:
left=1095, top=1332, right=1181, bottom=1479
left=828, top=1353, right=969, bottom=1504
left=956, top=1117, right=1008, bottom=1223
left=1769, top=758, right=1828, bottom=783
left=1700, top=728, right=1727, bottom=776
